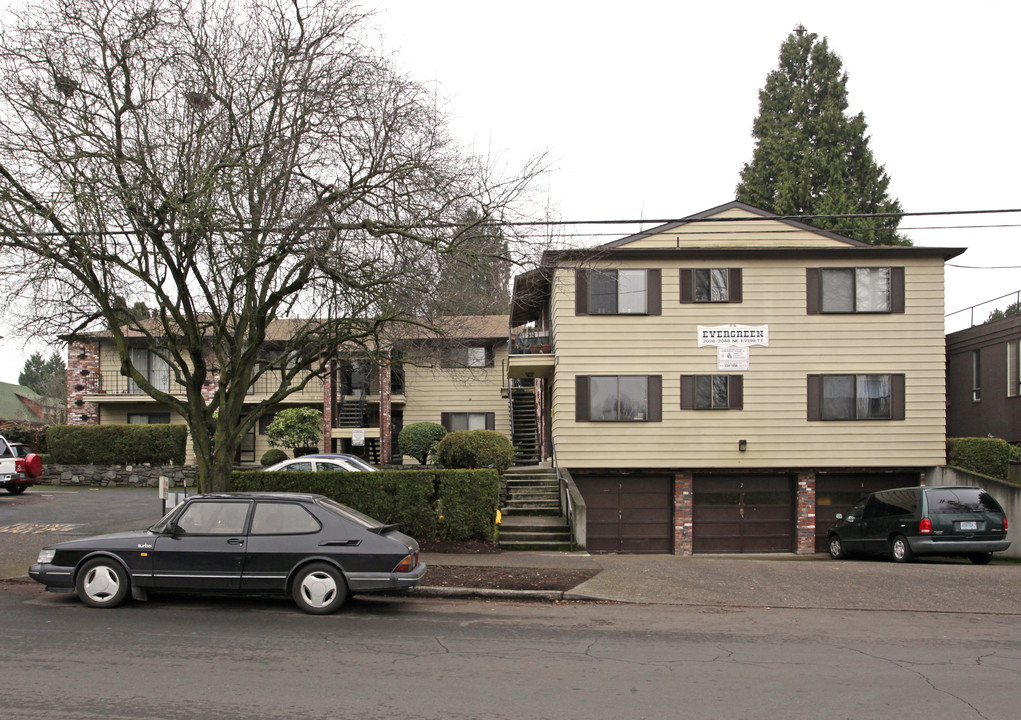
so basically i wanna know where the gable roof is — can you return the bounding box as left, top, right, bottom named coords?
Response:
left=600, top=200, right=870, bottom=249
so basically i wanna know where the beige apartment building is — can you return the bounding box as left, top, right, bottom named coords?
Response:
left=509, top=201, right=964, bottom=554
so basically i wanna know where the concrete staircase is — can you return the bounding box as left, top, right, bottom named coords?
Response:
left=499, top=466, right=573, bottom=551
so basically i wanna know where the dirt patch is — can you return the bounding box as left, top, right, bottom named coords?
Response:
left=424, top=565, right=598, bottom=591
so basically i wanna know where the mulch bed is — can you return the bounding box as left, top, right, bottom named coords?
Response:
left=418, top=539, right=598, bottom=591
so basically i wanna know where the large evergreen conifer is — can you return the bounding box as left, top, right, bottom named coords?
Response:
left=736, top=26, right=909, bottom=246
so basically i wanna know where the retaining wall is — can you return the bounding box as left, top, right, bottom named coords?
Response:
left=41, top=464, right=198, bottom=488
left=927, top=466, right=1020, bottom=561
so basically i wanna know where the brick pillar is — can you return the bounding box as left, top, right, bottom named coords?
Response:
left=673, top=470, right=693, bottom=556
left=378, top=355, right=392, bottom=465
left=323, top=360, right=334, bottom=453
left=66, top=341, right=101, bottom=425
left=796, top=472, right=816, bottom=554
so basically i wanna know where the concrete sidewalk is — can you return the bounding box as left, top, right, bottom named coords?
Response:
left=419, top=550, right=1021, bottom=614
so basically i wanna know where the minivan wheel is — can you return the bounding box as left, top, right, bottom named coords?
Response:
left=891, top=535, right=914, bottom=563
left=968, top=552, right=993, bottom=565
left=828, top=535, right=847, bottom=560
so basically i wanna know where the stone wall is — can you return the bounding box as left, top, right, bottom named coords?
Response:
left=42, top=464, right=198, bottom=488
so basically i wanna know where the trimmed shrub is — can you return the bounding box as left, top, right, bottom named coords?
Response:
left=265, top=407, right=323, bottom=454
left=260, top=448, right=288, bottom=466
left=232, top=469, right=437, bottom=540
left=46, top=424, right=188, bottom=465
left=435, top=430, right=515, bottom=473
left=0, top=423, right=49, bottom=452
left=398, top=422, right=448, bottom=465
left=947, top=437, right=1013, bottom=480
left=436, top=469, right=500, bottom=541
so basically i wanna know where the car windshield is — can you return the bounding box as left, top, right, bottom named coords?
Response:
left=317, top=497, right=383, bottom=529
left=149, top=504, right=182, bottom=532
left=927, top=488, right=1004, bottom=515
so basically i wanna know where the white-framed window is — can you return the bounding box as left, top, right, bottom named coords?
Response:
left=128, top=348, right=171, bottom=392
left=822, top=268, right=891, bottom=312
left=821, top=375, right=892, bottom=420
left=441, top=412, right=495, bottom=432
left=680, top=375, right=744, bottom=410
left=1007, top=340, right=1019, bottom=398
left=591, top=269, right=648, bottom=314
left=127, top=412, right=171, bottom=424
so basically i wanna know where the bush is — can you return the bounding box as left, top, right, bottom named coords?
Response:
left=435, top=430, right=515, bottom=473
left=0, top=423, right=49, bottom=452
left=265, top=407, right=323, bottom=454
left=232, top=469, right=437, bottom=540
left=46, top=424, right=188, bottom=465
left=947, top=437, right=1013, bottom=480
left=260, top=448, right=288, bottom=466
left=398, top=422, right=448, bottom=465
left=436, top=469, right=500, bottom=541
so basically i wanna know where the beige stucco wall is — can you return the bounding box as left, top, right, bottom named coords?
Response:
left=399, top=343, right=510, bottom=463
left=549, top=253, right=948, bottom=469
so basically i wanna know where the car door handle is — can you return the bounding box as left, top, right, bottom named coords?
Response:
left=227, top=538, right=245, bottom=546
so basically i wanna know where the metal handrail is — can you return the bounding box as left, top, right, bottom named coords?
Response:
left=946, top=289, right=1021, bottom=328
left=550, top=436, right=576, bottom=551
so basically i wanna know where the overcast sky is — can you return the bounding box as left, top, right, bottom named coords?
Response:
left=2, top=0, right=1019, bottom=382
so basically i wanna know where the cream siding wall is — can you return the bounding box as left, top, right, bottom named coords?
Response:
left=550, top=256, right=947, bottom=469
left=400, top=343, right=511, bottom=463
left=621, top=208, right=853, bottom=249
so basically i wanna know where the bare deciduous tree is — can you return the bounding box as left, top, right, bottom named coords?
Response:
left=0, top=0, right=543, bottom=490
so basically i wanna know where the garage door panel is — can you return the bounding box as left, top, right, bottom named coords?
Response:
left=814, top=473, right=919, bottom=552
left=575, top=474, right=673, bottom=554
left=693, top=474, right=794, bottom=554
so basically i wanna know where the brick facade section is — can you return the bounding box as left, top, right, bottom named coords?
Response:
left=323, top=360, right=334, bottom=452
left=378, top=356, right=392, bottom=464
left=66, top=340, right=101, bottom=425
left=795, top=471, right=816, bottom=554
left=673, top=470, right=693, bottom=556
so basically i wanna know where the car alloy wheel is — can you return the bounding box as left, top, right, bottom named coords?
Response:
left=891, top=535, right=914, bottom=563
left=828, top=535, right=847, bottom=560
left=292, top=562, right=347, bottom=615
left=76, top=558, right=130, bottom=608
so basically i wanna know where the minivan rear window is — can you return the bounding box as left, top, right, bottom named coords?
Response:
left=927, top=488, right=1004, bottom=515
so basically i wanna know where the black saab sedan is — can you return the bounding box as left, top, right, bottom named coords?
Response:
left=29, top=492, right=426, bottom=614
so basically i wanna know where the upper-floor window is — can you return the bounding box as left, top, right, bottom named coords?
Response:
left=128, top=348, right=170, bottom=392
left=680, top=375, right=744, bottom=410
left=1008, top=340, right=1020, bottom=398
left=679, top=268, right=743, bottom=303
left=972, top=350, right=982, bottom=402
left=806, top=267, right=905, bottom=314
left=575, top=269, right=661, bottom=316
left=575, top=375, right=662, bottom=422
left=807, top=374, right=905, bottom=421
left=443, top=346, right=495, bottom=368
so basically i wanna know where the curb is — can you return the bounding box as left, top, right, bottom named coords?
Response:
left=414, top=586, right=573, bottom=601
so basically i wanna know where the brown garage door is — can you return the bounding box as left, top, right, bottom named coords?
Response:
left=693, top=475, right=794, bottom=553
left=575, top=475, right=673, bottom=554
left=815, top=473, right=920, bottom=552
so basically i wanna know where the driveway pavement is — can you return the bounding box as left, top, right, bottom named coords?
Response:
left=3, top=486, right=1018, bottom=614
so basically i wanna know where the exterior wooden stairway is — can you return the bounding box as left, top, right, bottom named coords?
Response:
left=510, top=385, right=539, bottom=466
left=499, top=466, right=573, bottom=551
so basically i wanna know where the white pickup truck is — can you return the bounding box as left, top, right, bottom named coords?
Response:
left=0, top=435, right=43, bottom=494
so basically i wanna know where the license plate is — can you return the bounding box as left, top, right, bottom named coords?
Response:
left=959, top=521, right=978, bottom=531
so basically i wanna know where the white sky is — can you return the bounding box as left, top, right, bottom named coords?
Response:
left=2, top=0, right=1019, bottom=382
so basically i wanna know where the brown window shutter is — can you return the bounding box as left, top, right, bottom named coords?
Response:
left=680, top=375, right=694, bottom=409
left=440, top=412, right=451, bottom=431
left=485, top=346, right=495, bottom=367
left=485, top=412, right=496, bottom=430
left=891, top=267, right=905, bottom=313
left=891, top=374, right=906, bottom=420
left=806, top=375, right=822, bottom=420
left=729, top=375, right=744, bottom=410
left=679, top=269, right=694, bottom=303
left=647, top=375, right=662, bottom=421
left=729, top=268, right=743, bottom=303
left=806, top=269, right=821, bottom=314
left=575, top=375, right=590, bottom=421
left=647, top=269, right=661, bottom=315
left=575, top=269, right=590, bottom=315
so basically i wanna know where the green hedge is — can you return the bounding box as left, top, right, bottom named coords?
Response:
left=947, top=437, right=1015, bottom=481
left=437, top=469, right=501, bottom=541
left=231, top=467, right=500, bottom=542
left=0, top=423, right=50, bottom=452
left=46, top=424, right=188, bottom=465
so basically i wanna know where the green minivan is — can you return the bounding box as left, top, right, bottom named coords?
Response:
left=827, top=486, right=1010, bottom=564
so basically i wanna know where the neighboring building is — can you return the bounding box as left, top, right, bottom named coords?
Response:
left=946, top=311, right=1021, bottom=443
left=509, top=201, right=964, bottom=555
left=65, top=316, right=513, bottom=466
left=0, top=381, right=62, bottom=425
